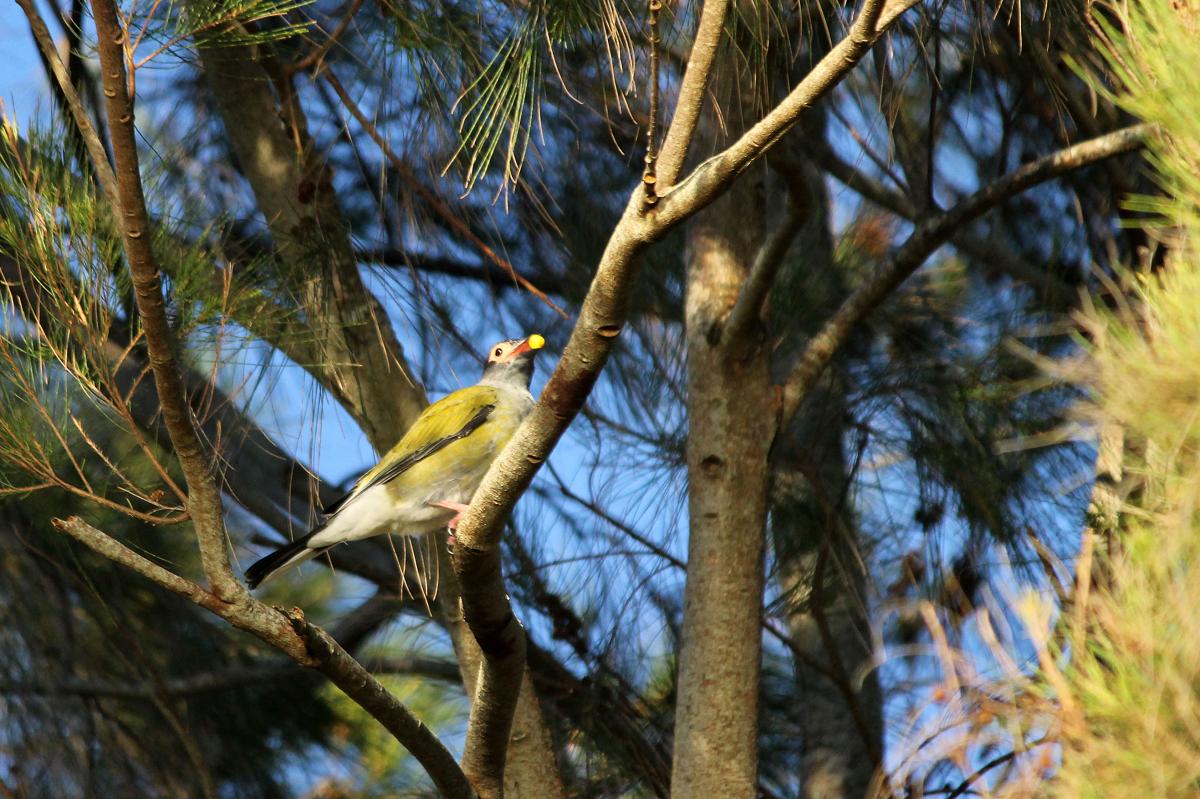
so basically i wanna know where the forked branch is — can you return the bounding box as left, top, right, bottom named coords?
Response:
left=54, top=516, right=475, bottom=799
left=779, top=123, right=1153, bottom=426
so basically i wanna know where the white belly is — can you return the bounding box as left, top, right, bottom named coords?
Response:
left=309, top=483, right=450, bottom=546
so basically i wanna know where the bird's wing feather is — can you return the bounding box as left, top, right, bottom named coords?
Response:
left=323, top=386, right=500, bottom=515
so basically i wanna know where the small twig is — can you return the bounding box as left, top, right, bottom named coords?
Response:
left=285, top=0, right=366, bottom=75
left=322, top=69, right=567, bottom=319
left=547, top=469, right=686, bottom=571
left=641, top=0, right=662, bottom=209
left=944, top=737, right=1050, bottom=799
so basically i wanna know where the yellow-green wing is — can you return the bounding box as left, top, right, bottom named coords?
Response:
left=324, top=385, right=500, bottom=514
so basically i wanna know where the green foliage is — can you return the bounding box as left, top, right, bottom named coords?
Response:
left=1088, top=2, right=1200, bottom=238
left=1053, top=266, right=1200, bottom=798
left=436, top=0, right=635, bottom=191
left=127, top=0, right=312, bottom=64
left=1048, top=4, right=1200, bottom=796
left=0, top=115, right=304, bottom=513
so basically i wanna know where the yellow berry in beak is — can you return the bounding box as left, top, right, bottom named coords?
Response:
left=528, top=334, right=545, bottom=350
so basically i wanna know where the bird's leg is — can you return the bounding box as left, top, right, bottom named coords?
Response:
left=430, top=501, right=470, bottom=552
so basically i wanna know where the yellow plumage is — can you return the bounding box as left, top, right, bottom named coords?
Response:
left=245, top=335, right=544, bottom=589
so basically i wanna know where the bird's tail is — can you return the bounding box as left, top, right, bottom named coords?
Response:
left=245, top=526, right=330, bottom=589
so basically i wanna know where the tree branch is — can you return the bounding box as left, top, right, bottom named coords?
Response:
left=653, top=0, right=917, bottom=228
left=91, top=0, right=240, bottom=599
left=15, top=0, right=117, bottom=201
left=656, top=0, right=731, bottom=186
left=719, top=167, right=809, bottom=348
left=53, top=515, right=476, bottom=799
left=807, top=137, right=1081, bottom=299
left=779, top=123, right=1152, bottom=426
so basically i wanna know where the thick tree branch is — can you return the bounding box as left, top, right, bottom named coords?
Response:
left=779, top=123, right=1152, bottom=426
left=91, top=0, right=240, bottom=599
left=450, top=543, right=528, bottom=798
left=448, top=196, right=648, bottom=799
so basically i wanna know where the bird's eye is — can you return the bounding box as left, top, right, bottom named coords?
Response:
left=494, top=347, right=503, bottom=357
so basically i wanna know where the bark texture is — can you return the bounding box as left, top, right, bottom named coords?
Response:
left=671, top=161, right=775, bottom=797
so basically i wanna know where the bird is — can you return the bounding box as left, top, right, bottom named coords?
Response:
left=245, top=334, right=545, bottom=588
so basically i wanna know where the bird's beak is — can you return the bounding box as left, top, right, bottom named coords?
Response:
left=511, top=334, right=545, bottom=357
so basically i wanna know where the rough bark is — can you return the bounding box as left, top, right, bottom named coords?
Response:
left=671, top=137, right=775, bottom=797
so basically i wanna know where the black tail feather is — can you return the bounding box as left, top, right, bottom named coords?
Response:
left=245, top=527, right=326, bottom=589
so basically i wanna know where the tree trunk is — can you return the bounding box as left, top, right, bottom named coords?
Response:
left=671, top=160, right=775, bottom=797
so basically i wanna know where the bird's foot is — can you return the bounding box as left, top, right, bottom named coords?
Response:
left=431, top=500, right=470, bottom=554
left=430, top=500, right=470, bottom=530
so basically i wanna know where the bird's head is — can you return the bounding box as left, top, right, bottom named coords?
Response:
left=481, top=334, right=544, bottom=388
